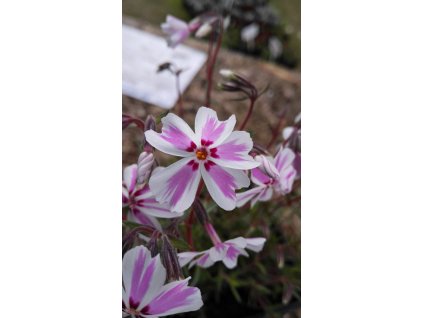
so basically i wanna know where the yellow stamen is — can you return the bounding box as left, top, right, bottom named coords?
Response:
left=195, top=149, right=208, bottom=160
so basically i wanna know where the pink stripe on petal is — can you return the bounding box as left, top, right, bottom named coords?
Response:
left=139, top=198, right=182, bottom=218
left=235, top=186, right=264, bottom=207
left=214, top=139, right=249, bottom=161
left=161, top=124, right=194, bottom=151
left=195, top=107, right=235, bottom=146
left=193, top=253, right=215, bottom=268
left=149, top=157, right=201, bottom=213
left=122, top=246, right=166, bottom=311
left=123, top=164, right=138, bottom=193
left=201, top=164, right=249, bottom=211
left=132, top=185, right=151, bottom=200
left=144, top=279, right=203, bottom=316
left=274, top=146, right=296, bottom=172
left=130, top=209, right=162, bottom=230
left=251, top=168, right=272, bottom=185
left=210, top=131, right=259, bottom=170
left=145, top=114, right=198, bottom=157
left=277, top=165, right=297, bottom=195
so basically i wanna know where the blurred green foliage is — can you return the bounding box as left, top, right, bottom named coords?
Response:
left=122, top=0, right=301, bottom=69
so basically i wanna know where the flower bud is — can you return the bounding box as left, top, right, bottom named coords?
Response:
left=137, top=152, right=154, bottom=184
left=255, top=155, right=280, bottom=179
left=219, top=69, right=235, bottom=79
left=146, top=234, right=160, bottom=257
left=193, top=199, right=209, bottom=225
left=143, top=115, right=156, bottom=153
left=161, top=235, right=184, bottom=281
left=195, top=22, right=212, bottom=38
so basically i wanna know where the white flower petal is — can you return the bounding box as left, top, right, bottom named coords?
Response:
left=149, top=157, right=201, bottom=213
left=244, top=237, right=266, bottom=252
left=142, top=278, right=203, bottom=317
left=210, top=131, right=259, bottom=170
left=195, top=106, right=235, bottom=147
left=236, top=186, right=265, bottom=207
left=123, top=164, right=138, bottom=193
left=122, top=246, right=166, bottom=310
left=274, top=146, right=296, bottom=172
left=145, top=113, right=198, bottom=157
left=201, top=163, right=250, bottom=211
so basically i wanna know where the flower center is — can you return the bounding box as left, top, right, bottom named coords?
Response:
left=195, top=148, right=208, bottom=160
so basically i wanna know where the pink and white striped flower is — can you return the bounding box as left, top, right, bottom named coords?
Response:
left=145, top=107, right=260, bottom=212
left=123, top=245, right=203, bottom=317
left=123, top=154, right=182, bottom=230
left=236, top=146, right=297, bottom=207
left=161, top=15, right=201, bottom=48
left=178, top=222, right=266, bottom=269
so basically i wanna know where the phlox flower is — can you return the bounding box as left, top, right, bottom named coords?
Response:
left=145, top=107, right=260, bottom=212
left=178, top=223, right=266, bottom=269
left=123, top=245, right=203, bottom=317
left=236, top=146, right=297, bottom=207
left=122, top=153, right=182, bottom=230
left=283, top=119, right=301, bottom=178
left=161, top=15, right=200, bottom=48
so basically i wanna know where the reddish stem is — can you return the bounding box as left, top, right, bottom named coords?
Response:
left=267, top=113, right=286, bottom=149
left=185, top=210, right=195, bottom=250
left=175, top=73, right=184, bottom=117
left=185, top=181, right=205, bottom=250
left=238, top=97, right=256, bottom=131
left=205, top=18, right=223, bottom=107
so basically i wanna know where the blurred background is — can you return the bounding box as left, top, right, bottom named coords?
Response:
left=123, top=0, right=300, bottom=68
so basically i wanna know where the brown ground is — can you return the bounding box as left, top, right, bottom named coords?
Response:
left=123, top=17, right=300, bottom=166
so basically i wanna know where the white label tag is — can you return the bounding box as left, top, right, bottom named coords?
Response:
left=123, top=24, right=207, bottom=109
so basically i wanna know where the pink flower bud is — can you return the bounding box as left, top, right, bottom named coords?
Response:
left=255, top=155, right=280, bottom=179
left=161, top=235, right=184, bottom=281
left=137, top=152, right=154, bottom=184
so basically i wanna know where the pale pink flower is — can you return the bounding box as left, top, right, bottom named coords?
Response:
left=236, top=146, right=297, bottom=207
left=178, top=223, right=266, bottom=269
left=123, top=245, right=203, bottom=317
left=145, top=107, right=259, bottom=212
left=283, top=116, right=301, bottom=178
left=161, top=15, right=200, bottom=48
left=123, top=155, right=182, bottom=230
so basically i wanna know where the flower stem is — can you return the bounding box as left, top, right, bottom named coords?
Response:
left=205, top=18, right=223, bottom=107
left=267, top=112, right=286, bottom=149
left=185, top=180, right=205, bottom=250
left=238, top=97, right=256, bottom=131
left=185, top=209, right=195, bottom=250
left=175, top=73, right=184, bottom=117
left=204, top=222, right=222, bottom=245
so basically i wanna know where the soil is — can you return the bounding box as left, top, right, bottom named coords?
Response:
left=123, top=17, right=300, bottom=166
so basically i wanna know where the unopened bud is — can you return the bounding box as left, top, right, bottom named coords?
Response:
left=161, top=235, right=184, bottom=281
left=193, top=199, right=209, bottom=225
left=137, top=152, right=154, bottom=184
left=195, top=22, right=212, bottom=38
left=144, top=115, right=156, bottom=132
left=143, top=115, right=156, bottom=153
left=219, top=69, right=235, bottom=79
left=146, top=234, right=160, bottom=257
left=255, top=155, right=280, bottom=179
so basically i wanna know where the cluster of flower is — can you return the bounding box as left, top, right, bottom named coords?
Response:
left=122, top=15, right=301, bottom=318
